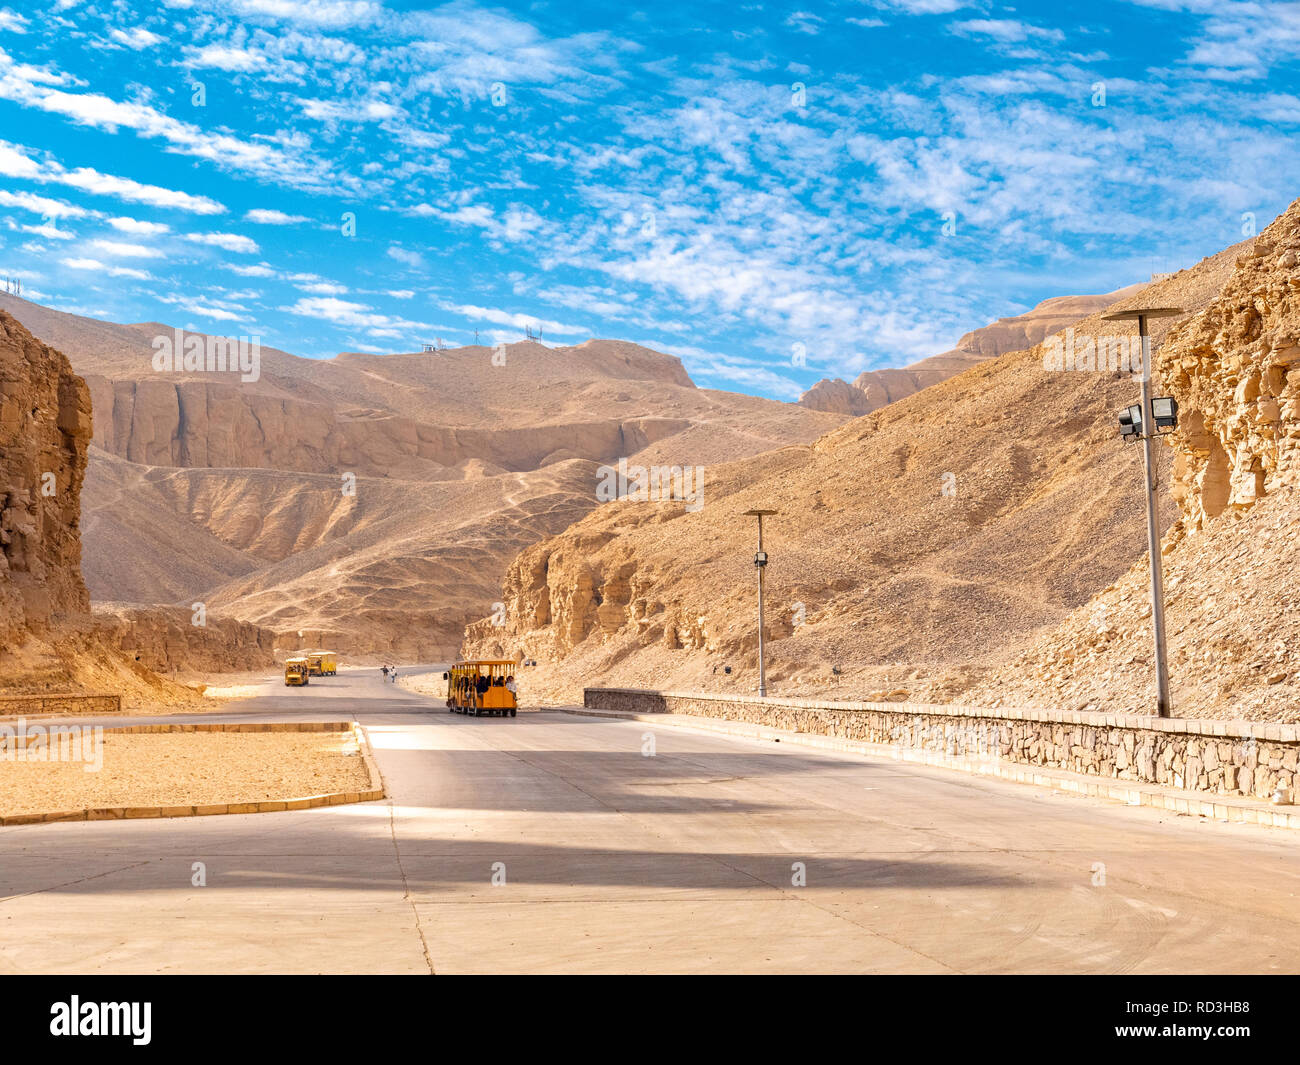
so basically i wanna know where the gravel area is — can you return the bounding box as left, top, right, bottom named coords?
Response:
left=0, top=730, right=372, bottom=818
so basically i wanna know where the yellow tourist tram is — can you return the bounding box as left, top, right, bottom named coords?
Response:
left=284, top=657, right=311, bottom=686
left=444, top=660, right=518, bottom=717
left=305, top=650, right=338, bottom=676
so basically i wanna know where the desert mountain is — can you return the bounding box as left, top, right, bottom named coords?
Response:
left=800, top=284, right=1147, bottom=416
left=968, top=198, right=1300, bottom=719
left=464, top=236, right=1258, bottom=707
left=0, top=294, right=843, bottom=658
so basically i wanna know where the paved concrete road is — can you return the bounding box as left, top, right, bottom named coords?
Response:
left=3, top=667, right=1300, bottom=974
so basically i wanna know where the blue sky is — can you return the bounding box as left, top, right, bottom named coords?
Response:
left=0, top=0, right=1296, bottom=399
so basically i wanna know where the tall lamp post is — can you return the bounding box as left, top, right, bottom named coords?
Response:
left=743, top=509, right=778, bottom=697
left=1102, top=306, right=1184, bottom=717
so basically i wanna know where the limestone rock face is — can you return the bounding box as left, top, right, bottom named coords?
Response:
left=91, top=604, right=276, bottom=674
left=0, top=311, right=92, bottom=645
left=1158, top=199, right=1300, bottom=529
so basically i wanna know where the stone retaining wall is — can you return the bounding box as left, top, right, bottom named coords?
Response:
left=584, top=687, right=1299, bottom=801
left=0, top=694, right=120, bottom=717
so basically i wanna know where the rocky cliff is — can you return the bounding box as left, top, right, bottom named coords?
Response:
left=0, top=311, right=272, bottom=704
left=1158, top=211, right=1300, bottom=529
left=0, top=311, right=92, bottom=646
left=92, top=604, right=277, bottom=675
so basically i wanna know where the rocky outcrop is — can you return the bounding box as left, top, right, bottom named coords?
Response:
left=0, top=311, right=92, bottom=645
left=800, top=284, right=1147, bottom=416
left=799, top=377, right=877, bottom=416
left=1158, top=201, right=1300, bottom=529
left=91, top=604, right=277, bottom=674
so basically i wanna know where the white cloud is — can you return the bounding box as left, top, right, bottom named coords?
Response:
left=227, top=0, right=381, bottom=28
left=108, top=216, right=171, bottom=235
left=0, top=188, right=90, bottom=217
left=185, top=44, right=269, bottom=72
left=0, top=141, right=226, bottom=213
left=0, top=140, right=41, bottom=179
left=186, top=232, right=260, bottom=253
left=60, top=165, right=224, bottom=213
left=162, top=299, right=245, bottom=321
left=0, top=47, right=348, bottom=194
left=877, top=0, right=968, bottom=12
left=282, top=295, right=431, bottom=334
left=785, top=11, right=824, bottom=34
left=0, top=8, right=26, bottom=33
left=22, top=222, right=74, bottom=240
left=387, top=289, right=414, bottom=299
left=387, top=246, right=425, bottom=268
left=62, top=256, right=153, bottom=279
left=244, top=208, right=311, bottom=224
left=228, top=262, right=277, bottom=277
left=441, top=301, right=589, bottom=338
left=108, top=27, right=163, bottom=49
left=950, top=19, right=1065, bottom=43
left=296, top=280, right=348, bottom=295
left=298, top=97, right=399, bottom=123
left=89, top=238, right=164, bottom=258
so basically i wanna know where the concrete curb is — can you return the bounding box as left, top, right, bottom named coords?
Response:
left=352, top=720, right=386, bottom=799
left=555, top=706, right=1300, bottom=831
left=0, top=720, right=386, bottom=827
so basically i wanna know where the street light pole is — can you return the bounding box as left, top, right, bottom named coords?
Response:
left=743, top=509, right=777, bottom=697
left=1103, top=306, right=1184, bottom=717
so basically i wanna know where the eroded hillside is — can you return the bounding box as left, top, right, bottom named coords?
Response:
left=969, top=199, right=1300, bottom=718
left=0, top=295, right=842, bottom=658
left=464, top=238, right=1255, bottom=706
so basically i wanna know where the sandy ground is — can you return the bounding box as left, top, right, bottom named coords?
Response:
left=0, top=730, right=371, bottom=817
left=395, top=672, right=444, bottom=700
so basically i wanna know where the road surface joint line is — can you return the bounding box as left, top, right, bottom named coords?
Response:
left=387, top=802, right=436, bottom=975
